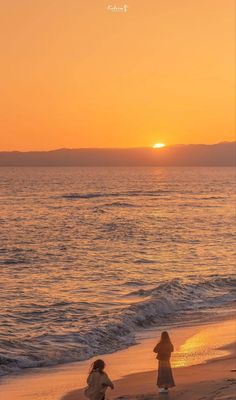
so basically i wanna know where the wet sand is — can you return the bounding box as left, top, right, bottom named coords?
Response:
left=0, top=319, right=235, bottom=400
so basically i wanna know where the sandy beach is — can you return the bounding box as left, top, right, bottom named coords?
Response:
left=67, top=357, right=236, bottom=400
left=0, top=319, right=235, bottom=400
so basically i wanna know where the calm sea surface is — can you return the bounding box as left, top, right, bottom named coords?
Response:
left=0, top=167, right=235, bottom=375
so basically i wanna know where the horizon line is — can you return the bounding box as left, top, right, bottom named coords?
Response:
left=0, top=141, right=235, bottom=153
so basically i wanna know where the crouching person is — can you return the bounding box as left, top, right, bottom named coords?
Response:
left=85, top=359, right=114, bottom=400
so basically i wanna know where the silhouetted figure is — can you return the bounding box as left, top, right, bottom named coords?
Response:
left=84, top=359, right=114, bottom=400
left=153, top=331, right=175, bottom=394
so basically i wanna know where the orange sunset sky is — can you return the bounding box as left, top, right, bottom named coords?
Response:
left=0, top=0, right=235, bottom=151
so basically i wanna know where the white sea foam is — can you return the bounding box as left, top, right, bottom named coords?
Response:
left=0, top=276, right=235, bottom=376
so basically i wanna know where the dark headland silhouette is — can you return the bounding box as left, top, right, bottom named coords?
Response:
left=0, top=142, right=235, bottom=167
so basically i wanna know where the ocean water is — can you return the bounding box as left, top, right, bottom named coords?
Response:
left=0, top=167, right=235, bottom=376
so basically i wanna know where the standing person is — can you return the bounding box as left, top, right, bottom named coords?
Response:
left=84, top=359, right=114, bottom=400
left=153, top=331, right=175, bottom=394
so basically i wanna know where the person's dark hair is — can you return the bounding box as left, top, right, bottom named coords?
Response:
left=159, top=331, right=172, bottom=345
left=89, top=359, right=105, bottom=374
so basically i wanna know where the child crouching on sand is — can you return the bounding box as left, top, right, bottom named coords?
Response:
left=84, top=359, right=114, bottom=400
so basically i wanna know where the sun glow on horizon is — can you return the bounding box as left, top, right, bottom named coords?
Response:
left=153, top=143, right=166, bottom=149
left=0, top=1, right=234, bottom=151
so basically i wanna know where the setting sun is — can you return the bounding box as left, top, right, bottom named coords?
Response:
left=153, top=143, right=166, bottom=149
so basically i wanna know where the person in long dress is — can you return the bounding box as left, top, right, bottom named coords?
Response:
left=84, top=359, right=114, bottom=400
left=153, top=331, right=175, bottom=394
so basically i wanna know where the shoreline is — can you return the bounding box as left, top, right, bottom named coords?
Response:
left=1, top=308, right=235, bottom=379
left=0, top=319, right=235, bottom=400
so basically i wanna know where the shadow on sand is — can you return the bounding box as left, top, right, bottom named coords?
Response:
left=60, top=391, right=170, bottom=400
left=61, top=389, right=83, bottom=400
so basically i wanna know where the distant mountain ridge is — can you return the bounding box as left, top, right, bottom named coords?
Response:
left=0, top=142, right=235, bottom=166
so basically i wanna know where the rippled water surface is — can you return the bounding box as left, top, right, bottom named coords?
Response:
left=0, top=167, right=235, bottom=375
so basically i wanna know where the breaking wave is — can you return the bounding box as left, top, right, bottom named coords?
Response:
left=0, top=276, right=235, bottom=376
